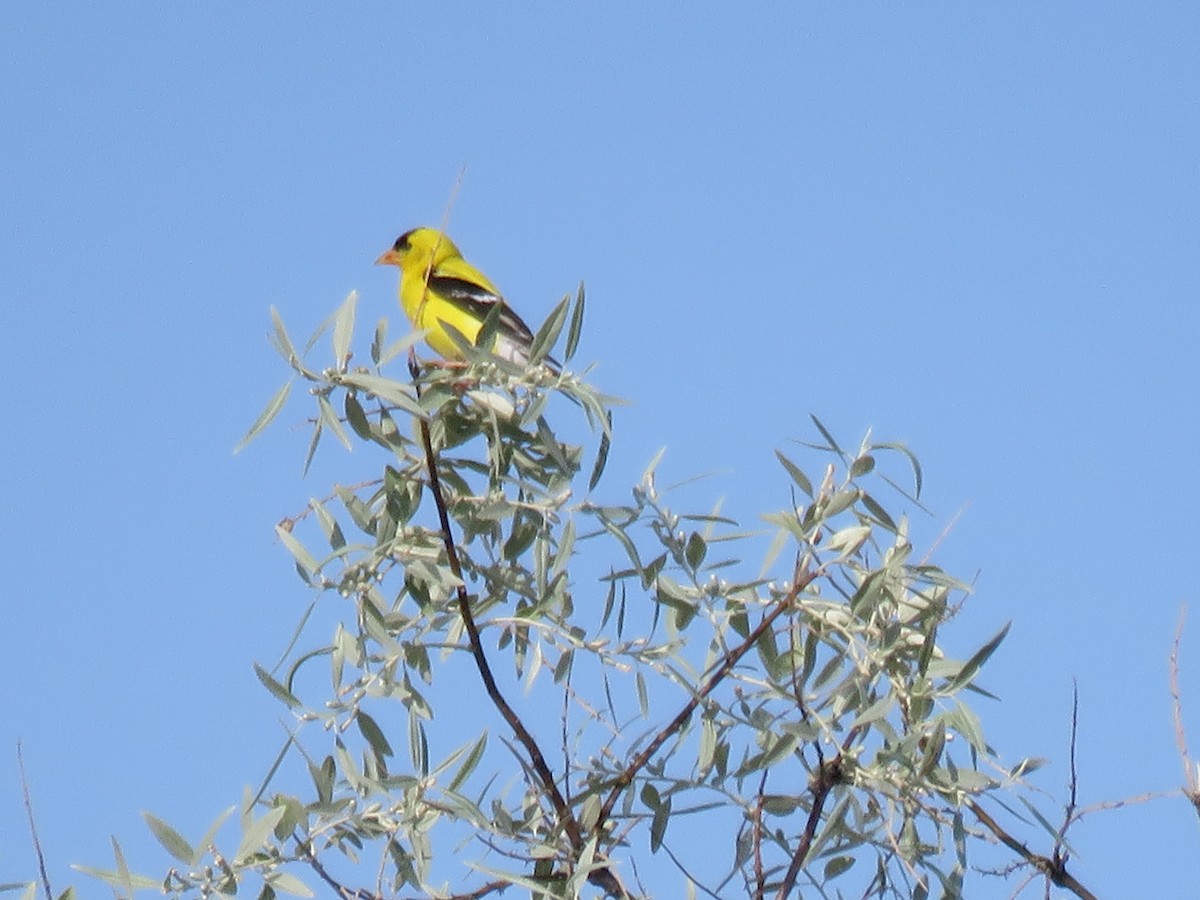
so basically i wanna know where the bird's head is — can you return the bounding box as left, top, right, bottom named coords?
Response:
left=375, top=227, right=462, bottom=271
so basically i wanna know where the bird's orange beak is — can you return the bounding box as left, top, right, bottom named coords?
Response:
left=375, top=249, right=402, bottom=267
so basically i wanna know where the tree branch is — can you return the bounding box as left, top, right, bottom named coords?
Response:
left=409, top=359, right=630, bottom=896
left=596, top=559, right=819, bottom=831
left=774, top=754, right=847, bottom=900
left=967, top=800, right=1097, bottom=900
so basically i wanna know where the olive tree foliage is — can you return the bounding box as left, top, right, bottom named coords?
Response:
left=79, top=290, right=1097, bottom=900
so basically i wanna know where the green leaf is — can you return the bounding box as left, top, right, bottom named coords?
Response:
left=945, top=702, right=989, bottom=756
left=551, top=518, right=575, bottom=579
left=823, top=855, right=855, bottom=879
left=535, top=415, right=572, bottom=473
left=640, top=781, right=661, bottom=810
left=448, top=734, right=488, bottom=792
left=356, top=710, right=394, bottom=761
left=755, top=627, right=779, bottom=674
left=254, top=663, right=302, bottom=709
left=775, top=450, right=813, bottom=497
left=503, top=515, right=539, bottom=561
left=588, top=412, right=612, bottom=491
left=1009, top=756, right=1049, bottom=778
left=310, top=498, right=346, bottom=552
left=873, top=440, right=924, bottom=498
left=338, top=372, right=424, bottom=417
left=849, top=453, right=875, bottom=477
left=303, top=305, right=334, bottom=354
left=760, top=795, right=802, bottom=816
left=474, top=295, right=506, bottom=356
left=649, top=794, right=671, bottom=853
left=309, top=756, right=335, bottom=805
left=344, top=392, right=372, bottom=442
left=234, top=805, right=287, bottom=863
left=809, top=414, right=846, bottom=458
left=236, top=381, right=292, bottom=452
left=376, top=329, right=426, bottom=368
left=684, top=531, right=707, bottom=570
left=759, top=731, right=799, bottom=769
left=194, top=807, right=235, bottom=865
left=269, top=307, right=299, bottom=366
left=918, top=726, right=946, bottom=779
left=267, top=872, right=314, bottom=898
left=332, top=290, right=357, bottom=368
left=1018, top=794, right=1062, bottom=839
left=275, top=524, right=321, bottom=577
left=565, top=282, right=586, bottom=361
left=317, top=394, right=351, bottom=451
left=594, top=508, right=643, bottom=574
left=142, top=812, right=194, bottom=864
left=409, top=715, right=429, bottom=776
left=529, top=295, right=570, bottom=365
left=553, top=648, right=573, bottom=683
left=823, top=486, right=860, bottom=518
left=859, top=491, right=897, bottom=532
left=947, top=622, right=1011, bottom=692
left=370, top=317, right=387, bottom=365
left=302, top=420, right=322, bottom=476
left=826, top=524, right=870, bottom=557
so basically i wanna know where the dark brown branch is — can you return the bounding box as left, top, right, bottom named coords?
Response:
left=415, top=404, right=578, bottom=841
left=1052, top=681, right=1081, bottom=872
left=774, top=754, right=848, bottom=900
left=299, top=838, right=380, bottom=900
left=967, top=800, right=1097, bottom=900
left=596, top=560, right=818, bottom=831
left=408, top=358, right=631, bottom=896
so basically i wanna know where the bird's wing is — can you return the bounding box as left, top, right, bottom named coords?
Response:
left=428, top=274, right=537, bottom=344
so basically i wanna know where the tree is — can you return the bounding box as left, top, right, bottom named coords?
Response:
left=73, top=290, right=1099, bottom=899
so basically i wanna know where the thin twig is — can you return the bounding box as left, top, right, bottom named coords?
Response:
left=299, top=839, right=378, bottom=899
left=1170, top=604, right=1200, bottom=818
left=656, top=838, right=725, bottom=899
left=277, top=477, right=383, bottom=532
left=302, top=836, right=511, bottom=900
left=752, top=771, right=768, bottom=900
left=1052, top=680, right=1081, bottom=871
left=17, top=742, right=53, bottom=900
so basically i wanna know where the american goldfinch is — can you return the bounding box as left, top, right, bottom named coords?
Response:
left=375, top=227, right=555, bottom=369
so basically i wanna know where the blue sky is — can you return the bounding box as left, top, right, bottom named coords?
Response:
left=2, top=4, right=1198, bottom=897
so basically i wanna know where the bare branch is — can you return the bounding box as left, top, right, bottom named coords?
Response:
left=18, top=742, right=53, bottom=900
left=1170, top=604, right=1200, bottom=820
left=967, top=801, right=1097, bottom=900
left=1052, top=681, right=1081, bottom=873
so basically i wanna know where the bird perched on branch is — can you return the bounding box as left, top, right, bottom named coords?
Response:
left=376, top=227, right=555, bottom=369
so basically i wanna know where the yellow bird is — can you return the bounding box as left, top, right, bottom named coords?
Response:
left=375, top=227, right=555, bottom=368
